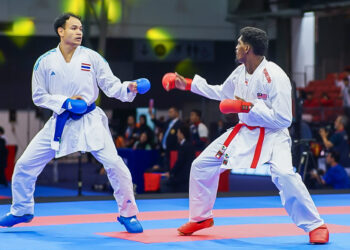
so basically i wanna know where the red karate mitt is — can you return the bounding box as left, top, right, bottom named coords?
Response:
left=219, top=99, right=253, bottom=114
left=162, top=73, right=192, bottom=91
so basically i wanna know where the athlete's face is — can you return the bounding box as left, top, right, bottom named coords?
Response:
left=235, top=36, right=249, bottom=63
left=58, top=16, right=83, bottom=47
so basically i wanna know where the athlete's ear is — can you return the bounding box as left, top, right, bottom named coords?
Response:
left=57, top=27, right=64, bottom=37
left=245, top=44, right=250, bottom=54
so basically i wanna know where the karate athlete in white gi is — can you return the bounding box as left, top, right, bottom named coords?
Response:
left=0, top=13, right=143, bottom=233
left=164, top=27, right=329, bottom=244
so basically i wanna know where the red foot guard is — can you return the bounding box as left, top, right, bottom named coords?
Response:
left=177, top=218, right=214, bottom=236
left=309, top=224, right=329, bottom=244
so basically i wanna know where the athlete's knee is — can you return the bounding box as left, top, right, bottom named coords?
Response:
left=13, top=157, right=30, bottom=174
left=191, top=155, right=205, bottom=170
left=103, top=156, right=132, bottom=177
left=271, top=167, right=299, bottom=187
left=102, top=154, right=122, bottom=168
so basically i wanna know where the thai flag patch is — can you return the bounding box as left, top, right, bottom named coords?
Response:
left=81, top=63, right=91, bottom=71
left=257, top=93, right=268, bottom=100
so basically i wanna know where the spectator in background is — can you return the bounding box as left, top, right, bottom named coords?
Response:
left=319, top=115, right=350, bottom=169
left=216, top=120, right=226, bottom=136
left=189, top=109, right=208, bottom=151
left=150, top=106, right=182, bottom=169
left=309, top=151, right=350, bottom=189
left=320, top=92, right=333, bottom=107
left=133, top=132, right=152, bottom=150
left=124, top=115, right=138, bottom=148
left=339, top=77, right=350, bottom=116
left=147, top=131, right=168, bottom=173
left=137, top=114, right=154, bottom=147
left=0, top=127, right=8, bottom=187
left=161, top=125, right=195, bottom=193
left=339, top=77, right=350, bottom=101
left=210, top=119, right=227, bottom=142
left=336, top=68, right=350, bottom=86
left=302, top=91, right=318, bottom=108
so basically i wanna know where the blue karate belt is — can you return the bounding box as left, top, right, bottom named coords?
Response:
left=53, top=103, right=96, bottom=144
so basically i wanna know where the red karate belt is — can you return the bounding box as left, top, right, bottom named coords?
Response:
left=215, top=123, right=265, bottom=169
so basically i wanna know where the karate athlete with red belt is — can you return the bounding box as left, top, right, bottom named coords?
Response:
left=162, top=27, right=329, bottom=244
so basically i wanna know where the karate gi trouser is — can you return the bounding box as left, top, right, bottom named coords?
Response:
left=10, top=125, right=138, bottom=217
left=189, top=129, right=324, bottom=232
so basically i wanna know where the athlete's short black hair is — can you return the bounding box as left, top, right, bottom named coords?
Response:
left=239, top=27, right=268, bottom=56
left=53, top=13, right=81, bottom=36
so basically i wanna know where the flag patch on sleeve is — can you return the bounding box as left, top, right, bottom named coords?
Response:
left=81, top=63, right=91, bottom=71
left=257, top=93, right=268, bottom=100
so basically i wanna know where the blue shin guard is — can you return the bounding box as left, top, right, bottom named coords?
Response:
left=117, top=215, right=143, bottom=233
left=0, top=213, right=34, bottom=227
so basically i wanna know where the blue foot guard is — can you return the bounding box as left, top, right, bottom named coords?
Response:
left=0, top=213, right=34, bottom=227
left=117, top=215, right=143, bottom=233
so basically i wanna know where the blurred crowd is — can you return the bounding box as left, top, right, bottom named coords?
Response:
left=296, top=66, right=350, bottom=190
left=108, top=106, right=235, bottom=193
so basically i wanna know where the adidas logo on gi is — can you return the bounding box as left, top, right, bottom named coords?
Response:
left=68, top=102, right=72, bottom=110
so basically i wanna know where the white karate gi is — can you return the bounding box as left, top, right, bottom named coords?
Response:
left=189, top=58, right=324, bottom=232
left=11, top=45, right=138, bottom=217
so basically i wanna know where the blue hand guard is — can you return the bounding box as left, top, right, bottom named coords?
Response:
left=62, top=99, right=87, bottom=114
left=135, top=78, right=151, bottom=94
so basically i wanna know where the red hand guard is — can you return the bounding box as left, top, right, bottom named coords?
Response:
left=219, top=99, right=252, bottom=114
left=162, top=72, right=192, bottom=91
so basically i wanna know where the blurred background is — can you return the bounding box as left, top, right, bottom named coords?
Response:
left=0, top=0, right=350, bottom=198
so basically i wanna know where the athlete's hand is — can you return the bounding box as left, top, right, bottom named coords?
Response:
left=220, top=99, right=253, bottom=114
left=174, top=72, right=187, bottom=90
left=162, top=72, right=192, bottom=91
left=128, top=82, right=138, bottom=93
left=70, top=95, right=84, bottom=100
left=235, top=95, right=253, bottom=105
left=175, top=72, right=192, bottom=91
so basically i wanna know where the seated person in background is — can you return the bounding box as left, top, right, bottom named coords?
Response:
left=319, top=115, right=350, bottom=168
left=302, top=91, right=319, bottom=108
left=133, top=132, right=152, bottom=150
left=161, top=125, right=195, bottom=193
left=137, top=114, right=154, bottom=147
left=189, top=109, right=208, bottom=151
left=320, top=92, right=333, bottom=107
left=309, top=151, right=350, bottom=189
left=124, top=115, right=138, bottom=148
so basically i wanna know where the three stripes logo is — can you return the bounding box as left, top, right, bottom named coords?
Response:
left=81, top=63, right=91, bottom=72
